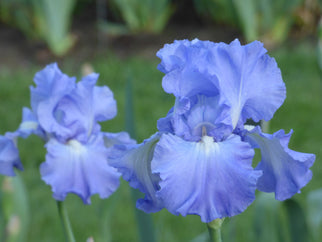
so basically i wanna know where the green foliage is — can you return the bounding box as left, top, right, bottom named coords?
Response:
left=318, top=19, right=322, bottom=72
left=253, top=193, right=290, bottom=242
left=221, top=192, right=321, bottom=242
left=283, top=199, right=309, bottom=242
left=194, top=0, right=304, bottom=45
left=125, top=77, right=156, bottom=242
left=232, top=0, right=258, bottom=42
left=0, top=175, right=29, bottom=242
left=0, top=0, right=76, bottom=56
left=109, top=0, right=173, bottom=34
left=193, top=0, right=237, bottom=25
left=32, top=0, right=76, bottom=56
left=239, top=0, right=303, bottom=44
left=307, top=189, right=322, bottom=241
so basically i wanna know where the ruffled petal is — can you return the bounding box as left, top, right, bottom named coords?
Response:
left=31, top=63, right=76, bottom=138
left=31, top=63, right=76, bottom=112
left=157, top=39, right=286, bottom=128
left=212, top=39, right=286, bottom=127
left=52, top=73, right=117, bottom=142
left=110, top=133, right=163, bottom=213
left=157, top=39, right=219, bottom=97
left=31, top=65, right=118, bottom=143
left=92, top=85, right=117, bottom=122
left=0, top=135, right=23, bottom=176
left=245, top=127, right=315, bottom=200
left=40, top=134, right=120, bottom=204
left=152, top=133, right=261, bottom=222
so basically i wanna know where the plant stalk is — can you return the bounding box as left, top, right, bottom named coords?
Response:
left=207, top=218, right=224, bottom=242
left=57, top=201, right=75, bottom=242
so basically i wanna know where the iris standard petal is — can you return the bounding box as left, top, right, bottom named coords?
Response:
left=212, top=39, right=286, bottom=127
left=40, top=134, right=120, bottom=204
left=75, top=74, right=117, bottom=123
left=152, top=133, right=261, bottom=222
left=31, top=63, right=76, bottom=138
left=52, top=73, right=117, bottom=142
left=157, top=39, right=219, bottom=97
left=0, top=135, right=23, bottom=176
left=109, top=133, right=163, bottom=213
left=245, top=127, right=315, bottom=200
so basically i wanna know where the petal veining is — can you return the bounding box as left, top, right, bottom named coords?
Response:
left=110, top=133, right=163, bottom=213
left=40, top=134, right=120, bottom=204
left=152, top=133, right=261, bottom=222
left=212, top=39, right=286, bottom=127
left=245, top=127, right=315, bottom=200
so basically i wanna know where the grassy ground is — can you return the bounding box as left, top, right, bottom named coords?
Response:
left=0, top=39, right=321, bottom=242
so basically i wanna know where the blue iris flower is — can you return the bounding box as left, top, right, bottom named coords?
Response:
left=0, top=63, right=135, bottom=204
left=111, top=39, right=316, bottom=222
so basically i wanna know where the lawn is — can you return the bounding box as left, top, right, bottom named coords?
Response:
left=0, top=39, right=321, bottom=242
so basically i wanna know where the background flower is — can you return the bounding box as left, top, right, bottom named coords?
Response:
left=1, top=63, right=135, bottom=204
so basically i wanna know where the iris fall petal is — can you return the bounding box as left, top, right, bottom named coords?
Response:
left=245, top=127, right=315, bottom=200
left=110, top=133, right=163, bottom=213
left=40, top=134, right=120, bottom=204
left=152, top=133, right=262, bottom=222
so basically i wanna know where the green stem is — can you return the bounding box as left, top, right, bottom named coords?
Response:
left=57, top=201, right=75, bottom=242
left=207, top=218, right=224, bottom=242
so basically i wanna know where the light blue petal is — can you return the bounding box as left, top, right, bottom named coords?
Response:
left=212, top=39, right=286, bottom=127
left=0, top=135, right=23, bottom=176
left=152, top=133, right=261, bottom=222
left=157, top=39, right=219, bottom=97
left=54, top=73, right=117, bottom=142
left=158, top=95, right=232, bottom=142
left=109, top=133, right=164, bottom=213
left=15, top=107, right=45, bottom=139
left=245, top=127, right=315, bottom=200
left=40, top=134, right=120, bottom=204
left=103, top=131, right=136, bottom=148
left=92, top=85, right=117, bottom=122
left=157, top=39, right=286, bottom=128
left=30, top=63, right=76, bottom=138
left=102, top=131, right=137, bottom=160
left=157, top=107, right=175, bottom=134
left=32, top=67, right=118, bottom=143
left=31, top=63, right=76, bottom=112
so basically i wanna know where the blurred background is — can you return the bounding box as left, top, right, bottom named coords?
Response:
left=0, top=0, right=321, bottom=241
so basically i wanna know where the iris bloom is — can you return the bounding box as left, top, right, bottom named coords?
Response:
left=111, top=39, right=315, bottom=222
left=0, top=63, right=134, bottom=204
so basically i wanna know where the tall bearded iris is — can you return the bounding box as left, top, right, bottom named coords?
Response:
left=0, top=63, right=134, bottom=204
left=111, top=39, right=315, bottom=223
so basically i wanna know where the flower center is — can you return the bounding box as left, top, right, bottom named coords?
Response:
left=67, top=139, right=86, bottom=155
left=193, top=122, right=216, bottom=137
